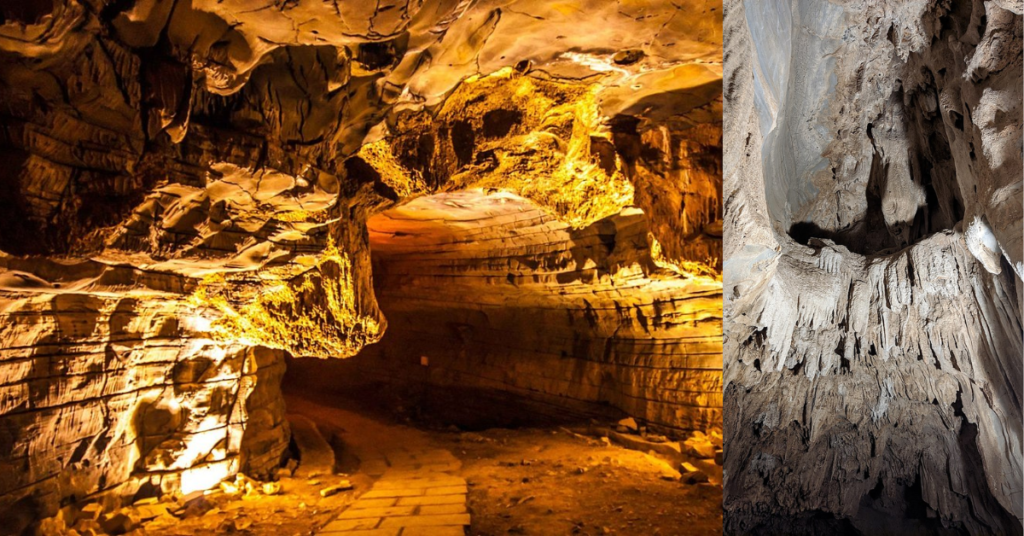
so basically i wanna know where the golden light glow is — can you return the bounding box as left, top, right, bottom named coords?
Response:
left=446, top=69, right=635, bottom=228
left=188, top=238, right=382, bottom=358
left=377, top=67, right=635, bottom=229
left=358, top=139, right=427, bottom=198
left=651, top=236, right=720, bottom=280
left=180, top=459, right=238, bottom=495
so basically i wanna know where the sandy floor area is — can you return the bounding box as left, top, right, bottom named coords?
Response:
left=120, top=392, right=721, bottom=536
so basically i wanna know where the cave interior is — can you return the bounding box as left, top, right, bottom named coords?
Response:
left=0, top=0, right=724, bottom=534
left=724, top=0, right=1022, bottom=534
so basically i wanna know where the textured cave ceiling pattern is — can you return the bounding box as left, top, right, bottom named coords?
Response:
left=724, top=0, right=1021, bottom=534
left=0, top=0, right=723, bottom=526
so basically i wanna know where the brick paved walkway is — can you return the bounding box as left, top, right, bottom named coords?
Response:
left=285, top=395, right=470, bottom=535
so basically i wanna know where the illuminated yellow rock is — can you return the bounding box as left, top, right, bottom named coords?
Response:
left=0, top=0, right=722, bottom=529
left=189, top=239, right=382, bottom=359
left=364, top=68, right=636, bottom=229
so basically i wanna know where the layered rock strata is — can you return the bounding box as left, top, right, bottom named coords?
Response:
left=289, top=191, right=723, bottom=435
left=0, top=255, right=291, bottom=528
left=0, top=0, right=723, bottom=528
left=723, top=0, right=1022, bottom=533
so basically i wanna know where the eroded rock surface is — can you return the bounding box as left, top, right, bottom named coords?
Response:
left=290, top=191, right=723, bottom=436
left=724, top=0, right=1022, bottom=534
left=0, top=0, right=723, bottom=529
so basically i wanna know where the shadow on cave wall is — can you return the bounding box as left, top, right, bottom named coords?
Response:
left=282, top=353, right=624, bottom=432
left=788, top=112, right=965, bottom=258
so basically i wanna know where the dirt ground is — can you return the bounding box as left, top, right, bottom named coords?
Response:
left=139, top=472, right=368, bottom=536
left=63, top=395, right=720, bottom=536
left=436, top=427, right=722, bottom=536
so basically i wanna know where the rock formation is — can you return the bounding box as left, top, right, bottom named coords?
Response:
left=0, top=0, right=723, bottom=530
left=289, top=190, right=723, bottom=435
left=723, top=0, right=1022, bottom=534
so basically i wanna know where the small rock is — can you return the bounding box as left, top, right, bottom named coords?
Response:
left=683, top=437, right=716, bottom=459
left=36, top=516, right=67, bottom=535
left=79, top=503, right=104, bottom=521
left=680, top=462, right=710, bottom=484
left=100, top=512, right=137, bottom=535
left=57, top=507, right=76, bottom=525
left=263, top=482, right=282, bottom=495
left=179, top=494, right=213, bottom=518
left=613, top=49, right=645, bottom=65
left=684, top=472, right=710, bottom=485
left=72, top=518, right=103, bottom=532
left=616, top=417, right=639, bottom=433
left=220, top=480, right=241, bottom=495
left=320, top=481, right=354, bottom=497
left=179, top=490, right=205, bottom=506
left=135, top=503, right=170, bottom=521
left=715, top=449, right=724, bottom=466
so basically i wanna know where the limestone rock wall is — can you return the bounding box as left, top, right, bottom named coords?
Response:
left=723, top=0, right=1023, bottom=533
left=289, top=191, right=724, bottom=436
left=0, top=256, right=290, bottom=529
left=0, top=0, right=724, bottom=528
left=0, top=160, right=387, bottom=523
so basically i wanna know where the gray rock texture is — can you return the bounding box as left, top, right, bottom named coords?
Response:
left=724, top=0, right=1022, bottom=534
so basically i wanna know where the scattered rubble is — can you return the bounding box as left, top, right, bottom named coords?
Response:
left=319, top=481, right=354, bottom=498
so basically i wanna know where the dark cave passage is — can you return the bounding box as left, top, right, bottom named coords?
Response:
left=285, top=189, right=724, bottom=435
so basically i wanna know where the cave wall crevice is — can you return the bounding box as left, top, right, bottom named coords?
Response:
left=724, top=0, right=1023, bottom=533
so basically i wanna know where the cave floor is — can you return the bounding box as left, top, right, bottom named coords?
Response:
left=430, top=426, right=723, bottom=536
left=138, top=393, right=721, bottom=536
left=289, top=392, right=723, bottom=536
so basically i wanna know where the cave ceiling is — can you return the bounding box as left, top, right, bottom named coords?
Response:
left=0, top=0, right=723, bottom=353
left=0, top=0, right=724, bottom=524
